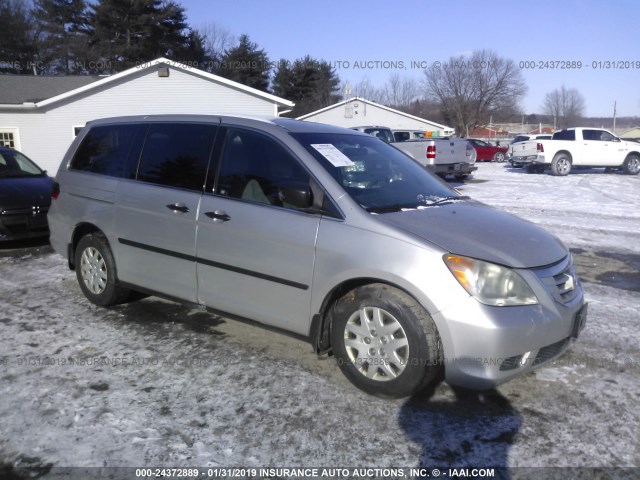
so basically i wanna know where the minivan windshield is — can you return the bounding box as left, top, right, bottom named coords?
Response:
left=293, top=133, right=461, bottom=212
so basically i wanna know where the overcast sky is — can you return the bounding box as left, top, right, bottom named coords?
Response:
left=180, top=0, right=640, bottom=118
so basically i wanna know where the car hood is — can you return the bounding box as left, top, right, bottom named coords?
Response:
left=0, top=176, right=53, bottom=209
left=376, top=200, right=567, bottom=269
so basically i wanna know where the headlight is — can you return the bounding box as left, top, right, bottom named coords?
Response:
left=443, top=255, right=538, bottom=306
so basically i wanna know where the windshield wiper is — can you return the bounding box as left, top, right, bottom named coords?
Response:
left=366, top=203, right=417, bottom=213
left=422, top=195, right=470, bottom=206
left=366, top=196, right=469, bottom=214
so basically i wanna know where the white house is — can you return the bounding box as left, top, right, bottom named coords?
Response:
left=0, top=58, right=294, bottom=173
left=297, top=97, right=454, bottom=136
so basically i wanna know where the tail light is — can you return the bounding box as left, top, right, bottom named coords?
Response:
left=537, top=143, right=544, bottom=153
left=51, top=182, right=60, bottom=200
left=426, top=144, right=436, bottom=159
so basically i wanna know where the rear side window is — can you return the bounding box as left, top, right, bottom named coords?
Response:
left=70, top=124, right=140, bottom=177
left=552, top=130, right=575, bottom=141
left=137, top=123, right=216, bottom=191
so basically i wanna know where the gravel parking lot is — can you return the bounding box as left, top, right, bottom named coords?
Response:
left=1, top=163, right=639, bottom=479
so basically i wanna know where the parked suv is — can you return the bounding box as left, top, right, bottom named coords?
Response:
left=48, top=115, right=587, bottom=398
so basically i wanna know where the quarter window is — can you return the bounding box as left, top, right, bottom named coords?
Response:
left=71, top=124, right=141, bottom=177
left=216, top=128, right=311, bottom=209
left=137, top=124, right=216, bottom=191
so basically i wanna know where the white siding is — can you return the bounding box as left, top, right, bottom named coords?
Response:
left=0, top=68, right=279, bottom=173
left=302, top=101, right=450, bottom=135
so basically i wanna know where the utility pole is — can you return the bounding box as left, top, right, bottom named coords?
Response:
left=613, top=101, right=617, bottom=134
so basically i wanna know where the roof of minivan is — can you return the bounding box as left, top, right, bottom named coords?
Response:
left=84, top=114, right=364, bottom=135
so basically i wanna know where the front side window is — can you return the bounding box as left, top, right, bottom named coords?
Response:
left=293, top=132, right=457, bottom=213
left=215, top=128, right=312, bottom=209
left=137, top=123, right=216, bottom=191
left=71, top=124, right=141, bottom=177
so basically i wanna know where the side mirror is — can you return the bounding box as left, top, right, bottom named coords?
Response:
left=279, top=182, right=313, bottom=209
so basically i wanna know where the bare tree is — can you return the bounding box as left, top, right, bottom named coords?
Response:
left=542, top=85, right=586, bottom=128
left=197, top=22, right=235, bottom=72
left=380, top=74, right=420, bottom=108
left=423, top=49, right=527, bottom=136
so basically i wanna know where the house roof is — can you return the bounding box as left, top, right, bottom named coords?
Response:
left=0, top=75, right=103, bottom=104
left=297, top=96, right=452, bottom=131
left=619, top=126, right=640, bottom=138
left=0, top=57, right=294, bottom=110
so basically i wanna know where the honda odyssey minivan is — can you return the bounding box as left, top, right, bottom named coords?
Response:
left=48, top=115, right=587, bottom=398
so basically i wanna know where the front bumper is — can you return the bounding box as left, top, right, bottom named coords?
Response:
left=433, top=257, right=586, bottom=389
left=0, top=207, right=50, bottom=241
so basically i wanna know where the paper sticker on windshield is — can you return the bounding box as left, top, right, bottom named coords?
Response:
left=311, top=144, right=355, bottom=167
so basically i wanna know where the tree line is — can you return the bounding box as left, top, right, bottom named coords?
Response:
left=0, top=0, right=589, bottom=131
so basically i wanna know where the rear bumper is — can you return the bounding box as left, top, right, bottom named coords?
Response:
left=429, top=163, right=478, bottom=176
left=511, top=154, right=546, bottom=166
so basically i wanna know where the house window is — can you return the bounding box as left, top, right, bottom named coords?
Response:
left=345, top=105, right=353, bottom=118
left=0, top=130, right=17, bottom=149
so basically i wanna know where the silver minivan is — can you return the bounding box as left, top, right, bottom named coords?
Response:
left=48, top=115, right=587, bottom=398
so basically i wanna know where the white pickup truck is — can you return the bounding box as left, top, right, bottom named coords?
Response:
left=510, top=127, right=640, bottom=176
left=351, top=126, right=477, bottom=179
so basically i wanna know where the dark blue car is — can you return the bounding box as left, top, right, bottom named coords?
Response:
left=0, top=147, right=53, bottom=242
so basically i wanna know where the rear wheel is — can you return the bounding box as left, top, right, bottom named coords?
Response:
left=622, top=154, right=640, bottom=175
left=75, top=234, right=131, bottom=306
left=551, top=153, right=572, bottom=176
left=330, top=284, right=442, bottom=398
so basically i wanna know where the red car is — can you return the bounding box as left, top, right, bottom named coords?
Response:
left=468, top=139, right=509, bottom=162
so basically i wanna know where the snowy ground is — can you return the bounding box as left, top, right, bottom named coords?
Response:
left=1, top=163, right=639, bottom=478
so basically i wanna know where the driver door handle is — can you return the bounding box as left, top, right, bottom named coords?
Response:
left=166, top=203, right=189, bottom=213
left=205, top=211, right=231, bottom=222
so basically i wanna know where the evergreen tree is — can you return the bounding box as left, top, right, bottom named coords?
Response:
left=0, top=0, right=39, bottom=74
left=216, top=34, right=271, bottom=92
left=272, top=55, right=341, bottom=117
left=91, top=0, right=203, bottom=73
left=33, top=0, right=91, bottom=74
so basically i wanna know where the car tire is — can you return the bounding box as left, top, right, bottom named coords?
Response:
left=75, top=233, right=131, bottom=306
left=622, top=154, right=640, bottom=175
left=551, top=153, right=572, bottom=176
left=454, top=174, right=469, bottom=180
left=330, top=283, right=442, bottom=398
left=493, top=152, right=506, bottom=162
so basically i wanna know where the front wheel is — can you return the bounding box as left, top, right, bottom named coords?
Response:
left=493, top=152, right=506, bottom=162
left=75, top=234, right=131, bottom=306
left=623, top=154, right=640, bottom=175
left=551, top=153, right=572, bottom=176
left=330, top=284, right=442, bottom=398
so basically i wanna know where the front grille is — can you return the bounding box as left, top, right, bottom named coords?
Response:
left=534, top=337, right=571, bottom=366
left=535, top=255, right=579, bottom=305
left=499, top=355, right=523, bottom=371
